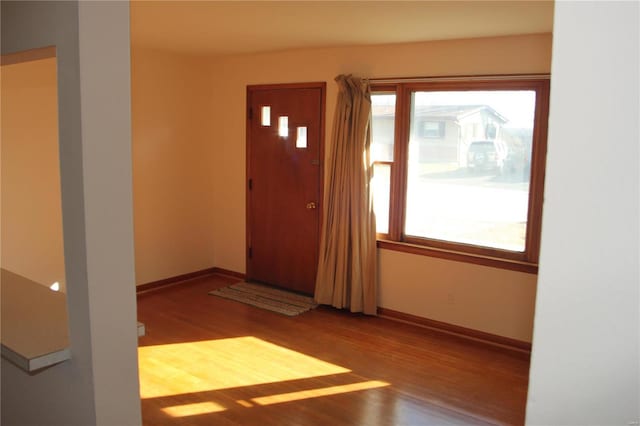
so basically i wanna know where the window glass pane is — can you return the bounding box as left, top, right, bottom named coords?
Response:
left=405, top=90, right=536, bottom=252
left=372, top=163, right=390, bottom=234
left=278, top=116, right=288, bottom=137
left=296, top=126, right=307, bottom=148
left=371, top=94, right=396, bottom=162
left=261, top=106, right=271, bottom=126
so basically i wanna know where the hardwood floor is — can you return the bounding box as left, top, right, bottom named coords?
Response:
left=137, top=273, right=530, bottom=425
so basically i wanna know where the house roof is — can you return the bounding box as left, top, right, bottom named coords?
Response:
left=373, top=104, right=509, bottom=124
left=416, top=105, right=508, bottom=123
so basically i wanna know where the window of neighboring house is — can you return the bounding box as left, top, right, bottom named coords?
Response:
left=422, top=121, right=445, bottom=139
left=370, top=77, right=549, bottom=273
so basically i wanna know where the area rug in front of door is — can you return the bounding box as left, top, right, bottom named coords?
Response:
left=208, top=282, right=318, bottom=316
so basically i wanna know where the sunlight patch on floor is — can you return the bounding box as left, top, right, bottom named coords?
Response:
left=249, top=380, right=390, bottom=406
left=162, top=401, right=226, bottom=417
left=157, top=380, right=390, bottom=419
left=138, top=336, right=351, bottom=398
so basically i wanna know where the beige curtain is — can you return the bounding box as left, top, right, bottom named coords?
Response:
left=314, top=74, right=377, bottom=315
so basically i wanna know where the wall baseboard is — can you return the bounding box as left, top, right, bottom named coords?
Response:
left=377, top=307, right=531, bottom=354
left=211, top=267, right=246, bottom=280
left=136, top=267, right=246, bottom=294
left=135, top=268, right=530, bottom=355
left=136, top=267, right=217, bottom=293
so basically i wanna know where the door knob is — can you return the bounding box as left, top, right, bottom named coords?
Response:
left=306, top=202, right=317, bottom=209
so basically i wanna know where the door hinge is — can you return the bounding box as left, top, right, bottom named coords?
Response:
left=248, top=178, right=253, bottom=190
left=248, top=247, right=253, bottom=259
left=248, top=107, right=253, bottom=120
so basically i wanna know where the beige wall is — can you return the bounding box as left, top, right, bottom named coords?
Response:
left=206, top=34, right=551, bottom=342
left=379, top=250, right=538, bottom=340
left=131, top=48, right=216, bottom=285
left=1, top=57, right=66, bottom=291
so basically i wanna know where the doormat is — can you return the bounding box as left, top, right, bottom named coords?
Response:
left=208, top=282, right=318, bottom=316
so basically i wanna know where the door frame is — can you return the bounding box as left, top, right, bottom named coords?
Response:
left=245, top=82, right=326, bottom=287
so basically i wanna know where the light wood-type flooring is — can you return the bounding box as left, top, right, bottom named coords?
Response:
left=137, top=273, right=530, bottom=425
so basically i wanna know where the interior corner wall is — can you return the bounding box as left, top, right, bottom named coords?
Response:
left=206, top=33, right=551, bottom=342
left=131, top=47, right=216, bottom=285
left=1, top=2, right=141, bottom=425
left=1, top=56, right=66, bottom=292
left=1, top=3, right=98, bottom=424
left=525, top=2, right=639, bottom=424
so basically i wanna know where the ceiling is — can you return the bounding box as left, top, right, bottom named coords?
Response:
left=130, top=1, right=554, bottom=57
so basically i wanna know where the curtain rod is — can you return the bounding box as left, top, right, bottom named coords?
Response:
left=370, top=74, right=551, bottom=84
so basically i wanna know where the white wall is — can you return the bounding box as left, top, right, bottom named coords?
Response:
left=1, top=1, right=141, bottom=425
left=526, top=2, right=639, bottom=425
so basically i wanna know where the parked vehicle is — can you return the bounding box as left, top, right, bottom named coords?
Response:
left=501, top=142, right=532, bottom=179
left=466, top=140, right=502, bottom=172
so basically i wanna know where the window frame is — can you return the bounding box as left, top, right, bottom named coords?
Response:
left=371, top=76, right=550, bottom=274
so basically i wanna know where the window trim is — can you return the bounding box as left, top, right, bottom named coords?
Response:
left=371, top=75, right=550, bottom=273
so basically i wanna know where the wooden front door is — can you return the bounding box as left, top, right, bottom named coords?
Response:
left=246, top=83, right=325, bottom=295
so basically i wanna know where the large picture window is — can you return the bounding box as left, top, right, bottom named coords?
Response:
left=371, top=77, right=549, bottom=272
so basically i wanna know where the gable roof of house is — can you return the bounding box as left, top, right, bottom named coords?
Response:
left=373, top=104, right=509, bottom=124
left=417, top=105, right=508, bottom=123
